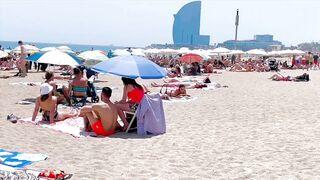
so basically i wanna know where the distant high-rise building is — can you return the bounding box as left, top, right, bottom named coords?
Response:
left=172, top=1, right=210, bottom=47
left=223, top=34, right=283, bottom=51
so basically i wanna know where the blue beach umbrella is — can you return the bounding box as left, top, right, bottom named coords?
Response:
left=27, top=50, right=83, bottom=67
left=92, top=55, right=167, bottom=79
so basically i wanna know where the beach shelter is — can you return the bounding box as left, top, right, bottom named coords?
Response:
left=27, top=50, right=82, bottom=67
left=12, top=44, right=40, bottom=54
left=180, top=53, right=203, bottom=63
left=0, top=50, right=9, bottom=58
left=92, top=55, right=167, bottom=79
left=131, top=48, right=146, bottom=56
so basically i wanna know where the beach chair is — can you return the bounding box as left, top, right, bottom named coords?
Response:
left=125, top=110, right=138, bottom=133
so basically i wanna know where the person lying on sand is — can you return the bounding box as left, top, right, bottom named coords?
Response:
left=79, top=87, right=120, bottom=136
left=269, top=73, right=310, bottom=82
left=32, top=83, right=77, bottom=124
left=160, top=84, right=190, bottom=100
left=152, top=76, right=214, bottom=89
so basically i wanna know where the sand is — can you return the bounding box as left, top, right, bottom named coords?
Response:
left=1, top=69, right=320, bottom=179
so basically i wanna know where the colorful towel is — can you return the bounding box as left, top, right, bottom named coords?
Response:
left=18, top=117, right=96, bottom=138
left=0, top=149, right=47, bottom=168
left=0, top=166, right=39, bottom=179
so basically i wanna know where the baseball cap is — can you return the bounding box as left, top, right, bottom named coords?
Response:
left=40, top=83, right=53, bottom=95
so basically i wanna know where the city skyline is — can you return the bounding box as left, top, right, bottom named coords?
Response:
left=1, top=0, right=319, bottom=47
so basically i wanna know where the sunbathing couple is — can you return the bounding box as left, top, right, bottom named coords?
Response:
left=32, top=77, right=145, bottom=136
left=269, top=73, right=310, bottom=82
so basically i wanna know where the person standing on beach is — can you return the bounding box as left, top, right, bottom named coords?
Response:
left=16, top=41, right=28, bottom=77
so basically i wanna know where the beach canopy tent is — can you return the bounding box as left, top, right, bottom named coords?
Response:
left=92, top=55, right=167, bottom=79
left=57, top=46, right=74, bottom=53
left=180, top=53, right=203, bottom=64
left=27, top=50, right=83, bottom=67
left=12, top=45, right=40, bottom=54
left=40, top=47, right=58, bottom=52
left=0, top=50, right=9, bottom=58
left=246, top=49, right=267, bottom=56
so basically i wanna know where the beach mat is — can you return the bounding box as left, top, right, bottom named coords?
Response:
left=0, top=149, right=47, bottom=168
left=18, top=117, right=96, bottom=138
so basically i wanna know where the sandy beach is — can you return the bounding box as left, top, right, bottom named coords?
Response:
left=1, top=69, right=320, bottom=179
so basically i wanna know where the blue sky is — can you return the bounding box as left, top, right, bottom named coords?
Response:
left=1, top=0, right=319, bottom=47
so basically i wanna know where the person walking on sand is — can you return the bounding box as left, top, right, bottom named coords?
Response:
left=16, top=41, right=28, bottom=77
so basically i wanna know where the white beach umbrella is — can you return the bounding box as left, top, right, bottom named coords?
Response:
left=268, top=51, right=280, bottom=56
left=160, top=48, right=178, bottom=54
left=246, top=49, right=267, bottom=56
left=227, top=50, right=245, bottom=55
left=292, top=49, right=305, bottom=55
left=113, top=49, right=131, bottom=56
left=131, top=48, right=146, bottom=56
left=12, top=44, right=40, bottom=54
left=211, top=47, right=231, bottom=54
left=143, top=48, right=161, bottom=54
left=57, top=46, right=74, bottom=53
left=178, top=47, right=191, bottom=54
left=27, top=50, right=82, bottom=67
left=40, top=47, right=58, bottom=52
left=78, top=50, right=108, bottom=61
left=0, top=50, right=9, bottom=58
left=191, top=49, right=211, bottom=60
left=278, top=49, right=294, bottom=56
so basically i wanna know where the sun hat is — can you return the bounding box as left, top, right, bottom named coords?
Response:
left=40, top=83, right=53, bottom=95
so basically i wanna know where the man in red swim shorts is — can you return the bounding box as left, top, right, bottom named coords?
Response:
left=79, top=87, right=119, bottom=136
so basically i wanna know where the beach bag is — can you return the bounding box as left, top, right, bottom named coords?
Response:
left=204, top=77, right=211, bottom=83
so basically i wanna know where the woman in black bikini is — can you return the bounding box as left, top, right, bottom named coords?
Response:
left=32, top=83, right=76, bottom=124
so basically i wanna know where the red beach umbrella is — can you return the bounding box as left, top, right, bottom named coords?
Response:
left=180, top=53, right=203, bottom=64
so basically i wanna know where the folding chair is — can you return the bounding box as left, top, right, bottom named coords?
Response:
left=125, top=110, right=138, bottom=133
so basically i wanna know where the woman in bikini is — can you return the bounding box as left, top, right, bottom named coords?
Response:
left=44, top=72, right=69, bottom=104
left=160, top=84, right=190, bottom=100
left=32, top=83, right=77, bottom=124
left=115, top=77, right=145, bottom=130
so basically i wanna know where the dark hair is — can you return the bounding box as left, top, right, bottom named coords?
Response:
left=45, top=71, right=54, bottom=80
left=121, top=77, right=143, bottom=89
left=178, top=84, right=185, bottom=89
left=18, top=41, right=23, bottom=44
left=78, top=65, right=86, bottom=72
left=40, top=94, right=49, bottom=102
left=102, top=87, right=112, bottom=97
left=73, top=67, right=81, bottom=75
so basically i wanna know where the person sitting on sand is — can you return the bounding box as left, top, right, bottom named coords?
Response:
left=79, top=87, right=119, bottom=136
left=167, top=64, right=182, bottom=78
left=32, top=83, right=77, bottom=124
left=44, top=72, right=70, bottom=104
left=115, top=77, right=145, bottom=131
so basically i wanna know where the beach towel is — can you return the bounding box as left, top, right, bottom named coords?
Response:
left=0, top=149, right=47, bottom=168
left=163, top=96, right=198, bottom=103
left=0, top=165, right=39, bottom=179
left=18, top=116, right=96, bottom=138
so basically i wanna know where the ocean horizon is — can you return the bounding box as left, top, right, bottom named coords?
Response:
left=0, top=40, right=126, bottom=52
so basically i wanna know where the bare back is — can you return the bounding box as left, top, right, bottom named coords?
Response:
left=93, top=102, right=119, bottom=132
